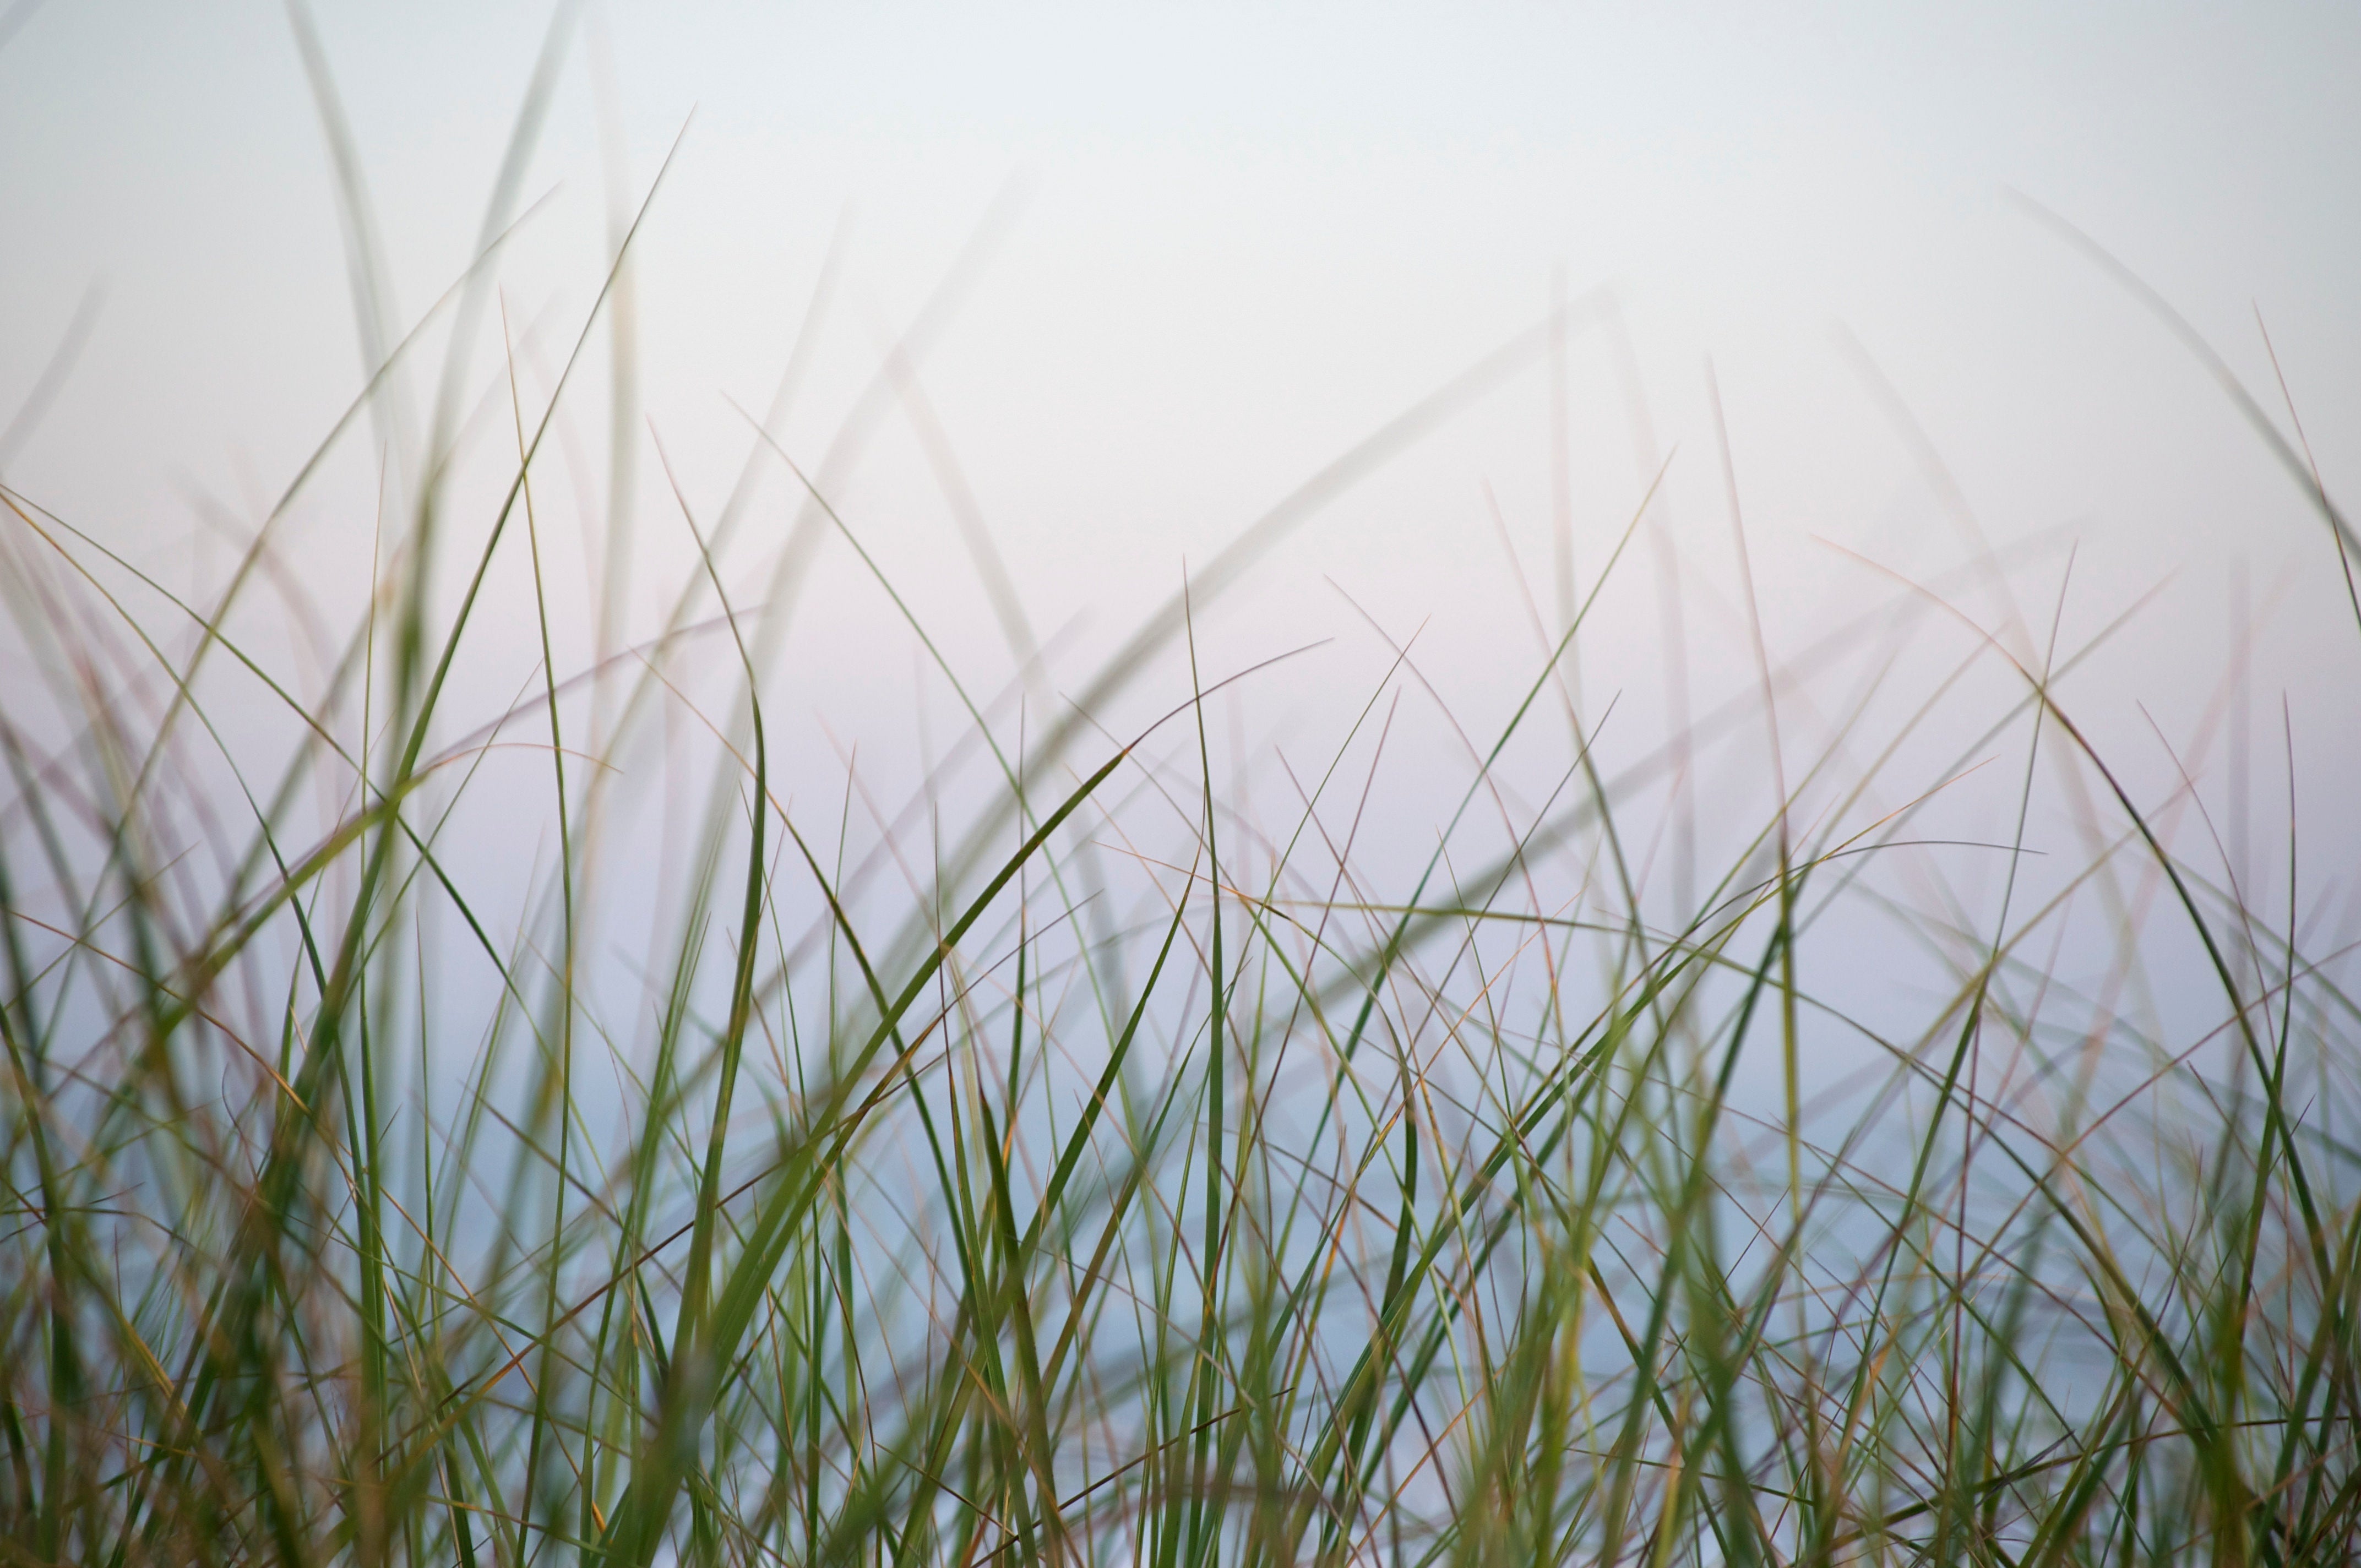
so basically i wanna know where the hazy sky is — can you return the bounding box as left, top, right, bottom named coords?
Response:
left=7, top=1, right=2361, bottom=1113
left=4, top=1, right=2358, bottom=856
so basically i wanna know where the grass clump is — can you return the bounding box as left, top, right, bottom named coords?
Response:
left=4, top=65, right=2361, bottom=1568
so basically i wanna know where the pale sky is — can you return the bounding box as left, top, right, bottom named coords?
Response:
left=4, top=1, right=2358, bottom=945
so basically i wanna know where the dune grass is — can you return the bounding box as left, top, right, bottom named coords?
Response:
left=6, top=39, right=2361, bottom=1568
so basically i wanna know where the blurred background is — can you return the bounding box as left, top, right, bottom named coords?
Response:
left=3, top=0, right=2359, bottom=1069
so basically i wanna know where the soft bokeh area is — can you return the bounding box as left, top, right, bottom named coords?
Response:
left=6, top=0, right=2357, bottom=1072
